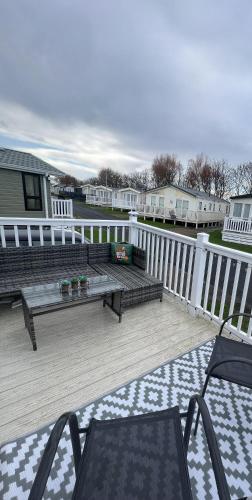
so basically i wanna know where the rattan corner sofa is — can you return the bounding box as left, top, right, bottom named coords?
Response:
left=0, top=243, right=163, bottom=312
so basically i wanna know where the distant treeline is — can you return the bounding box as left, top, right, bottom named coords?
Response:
left=59, top=154, right=252, bottom=200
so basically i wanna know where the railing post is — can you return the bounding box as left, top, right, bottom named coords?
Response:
left=128, top=211, right=139, bottom=246
left=188, top=232, right=209, bottom=316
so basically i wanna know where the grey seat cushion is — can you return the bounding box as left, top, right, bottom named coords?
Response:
left=92, top=263, right=163, bottom=307
left=0, top=265, right=97, bottom=296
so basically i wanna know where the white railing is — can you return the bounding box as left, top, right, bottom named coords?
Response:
left=85, top=195, right=112, bottom=207
left=112, top=199, right=138, bottom=210
left=224, top=216, right=252, bottom=233
left=132, top=220, right=252, bottom=343
left=51, top=198, right=73, bottom=218
left=0, top=213, right=251, bottom=342
left=136, top=205, right=225, bottom=223
left=86, top=195, right=138, bottom=210
left=0, top=217, right=130, bottom=247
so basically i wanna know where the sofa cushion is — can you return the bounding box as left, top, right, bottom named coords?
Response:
left=88, top=243, right=111, bottom=265
left=0, top=244, right=88, bottom=275
left=111, top=243, right=133, bottom=265
left=0, top=265, right=97, bottom=296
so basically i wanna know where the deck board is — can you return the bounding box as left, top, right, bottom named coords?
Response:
left=0, top=294, right=217, bottom=443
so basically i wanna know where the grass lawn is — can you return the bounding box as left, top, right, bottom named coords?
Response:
left=80, top=204, right=129, bottom=220
left=75, top=203, right=252, bottom=254
left=208, top=230, right=252, bottom=254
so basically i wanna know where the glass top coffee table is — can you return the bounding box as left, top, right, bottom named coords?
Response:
left=21, top=275, right=124, bottom=351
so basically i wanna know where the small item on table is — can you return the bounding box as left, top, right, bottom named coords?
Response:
left=61, top=279, right=70, bottom=294
left=79, top=275, right=89, bottom=289
left=71, top=277, right=79, bottom=290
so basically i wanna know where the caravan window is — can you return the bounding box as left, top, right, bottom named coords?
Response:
left=22, top=173, right=42, bottom=211
left=243, top=204, right=250, bottom=219
left=159, top=197, right=164, bottom=208
left=233, top=203, right=242, bottom=217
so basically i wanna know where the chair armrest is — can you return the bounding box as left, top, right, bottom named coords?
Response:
left=219, top=313, right=252, bottom=337
left=184, top=395, right=231, bottom=500
left=28, top=412, right=81, bottom=500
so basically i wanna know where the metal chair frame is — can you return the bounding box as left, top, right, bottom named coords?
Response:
left=28, top=395, right=231, bottom=500
left=194, top=313, right=252, bottom=436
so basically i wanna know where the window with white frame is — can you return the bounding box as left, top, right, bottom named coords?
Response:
left=209, top=203, right=212, bottom=211
left=233, top=203, right=242, bottom=217
left=151, top=196, right=156, bottom=206
left=243, top=204, right=250, bottom=219
left=159, top=197, right=164, bottom=208
left=199, top=201, right=202, bottom=210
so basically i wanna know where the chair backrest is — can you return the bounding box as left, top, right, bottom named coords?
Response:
left=88, top=243, right=146, bottom=270
left=0, top=244, right=88, bottom=274
left=88, top=243, right=111, bottom=264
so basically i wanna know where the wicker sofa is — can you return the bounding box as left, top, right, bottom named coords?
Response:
left=0, top=245, right=97, bottom=298
left=0, top=243, right=163, bottom=312
left=88, top=244, right=163, bottom=312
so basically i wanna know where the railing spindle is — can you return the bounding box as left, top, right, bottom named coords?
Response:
left=210, top=255, right=222, bottom=317
left=27, top=225, right=32, bottom=247
left=179, top=243, right=187, bottom=298
left=81, top=226, right=85, bottom=244
left=174, top=242, right=181, bottom=294
left=159, top=236, right=164, bottom=281
left=154, top=236, right=160, bottom=278
left=39, top=225, right=44, bottom=246
left=0, top=226, right=6, bottom=248
left=51, top=226, right=55, bottom=246
left=14, top=225, right=20, bottom=247
left=168, top=240, right=175, bottom=291
left=219, top=258, right=231, bottom=320
left=203, top=252, right=213, bottom=310
left=228, top=261, right=241, bottom=322
left=237, top=264, right=252, bottom=331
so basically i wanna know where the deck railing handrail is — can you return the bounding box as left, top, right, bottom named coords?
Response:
left=0, top=214, right=251, bottom=343
left=224, top=216, right=252, bottom=233
left=51, top=198, right=73, bottom=218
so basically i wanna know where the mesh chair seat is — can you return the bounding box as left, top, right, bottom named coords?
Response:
left=72, top=408, right=193, bottom=500
left=206, top=335, right=252, bottom=389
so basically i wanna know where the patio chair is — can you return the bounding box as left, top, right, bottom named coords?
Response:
left=28, top=395, right=231, bottom=500
left=194, top=313, right=252, bottom=436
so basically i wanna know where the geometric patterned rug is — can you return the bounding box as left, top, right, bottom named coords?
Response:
left=1, top=339, right=252, bottom=500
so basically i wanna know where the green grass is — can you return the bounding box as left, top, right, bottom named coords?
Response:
left=75, top=202, right=252, bottom=254
left=76, top=202, right=130, bottom=220
left=138, top=219, right=176, bottom=230
left=208, top=230, right=252, bottom=254
left=75, top=225, right=116, bottom=243
left=206, top=301, right=250, bottom=332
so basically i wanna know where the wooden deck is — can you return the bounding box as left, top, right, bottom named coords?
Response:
left=0, top=294, right=217, bottom=444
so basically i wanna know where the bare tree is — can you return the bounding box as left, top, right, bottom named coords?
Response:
left=211, top=160, right=231, bottom=199
left=151, top=154, right=182, bottom=187
left=229, top=163, right=252, bottom=196
left=184, top=154, right=209, bottom=191
left=58, top=174, right=80, bottom=186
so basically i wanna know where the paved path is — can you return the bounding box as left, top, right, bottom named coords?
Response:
left=73, top=202, right=122, bottom=220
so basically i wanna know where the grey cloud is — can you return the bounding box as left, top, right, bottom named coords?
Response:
left=0, top=0, right=252, bottom=169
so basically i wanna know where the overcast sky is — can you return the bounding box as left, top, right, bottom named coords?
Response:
left=0, top=1, right=252, bottom=179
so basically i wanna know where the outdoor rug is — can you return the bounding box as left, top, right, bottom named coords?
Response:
left=1, top=339, right=252, bottom=500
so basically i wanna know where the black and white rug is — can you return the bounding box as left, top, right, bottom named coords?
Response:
left=1, top=340, right=252, bottom=499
